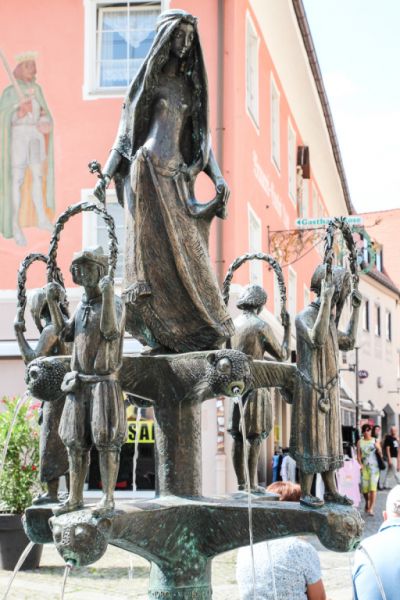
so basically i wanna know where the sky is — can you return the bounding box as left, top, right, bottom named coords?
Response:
left=303, top=0, right=400, bottom=214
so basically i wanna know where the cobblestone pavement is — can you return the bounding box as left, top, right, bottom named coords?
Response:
left=0, top=490, right=389, bottom=599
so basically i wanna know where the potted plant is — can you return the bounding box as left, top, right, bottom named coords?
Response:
left=0, top=396, right=43, bottom=570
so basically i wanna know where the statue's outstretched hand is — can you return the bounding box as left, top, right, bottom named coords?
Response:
left=321, top=268, right=334, bottom=301
left=45, top=282, right=62, bottom=302
left=99, top=276, right=113, bottom=295
left=13, top=317, right=26, bottom=333
left=94, top=179, right=106, bottom=203
left=214, top=177, right=230, bottom=219
left=215, top=176, right=230, bottom=205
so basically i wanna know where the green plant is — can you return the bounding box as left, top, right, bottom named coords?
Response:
left=0, top=396, right=41, bottom=513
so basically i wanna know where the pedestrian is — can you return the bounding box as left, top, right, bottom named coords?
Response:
left=372, top=425, right=381, bottom=441
left=372, top=425, right=385, bottom=490
left=352, top=485, right=400, bottom=600
left=236, top=481, right=326, bottom=600
left=357, top=423, right=382, bottom=516
left=281, top=448, right=297, bottom=483
left=382, top=427, right=400, bottom=489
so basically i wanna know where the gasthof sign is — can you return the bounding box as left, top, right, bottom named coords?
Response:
left=296, top=216, right=363, bottom=228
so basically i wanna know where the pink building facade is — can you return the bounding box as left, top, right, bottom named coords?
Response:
left=0, top=0, right=353, bottom=493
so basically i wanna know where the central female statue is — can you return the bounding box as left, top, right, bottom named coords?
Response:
left=95, top=9, right=234, bottom=353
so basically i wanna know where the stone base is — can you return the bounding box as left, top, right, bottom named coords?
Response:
left=24, top=493, right=364, bottom=597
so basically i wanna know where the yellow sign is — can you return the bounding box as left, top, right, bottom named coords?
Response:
left=126, top=420, right=155, bottom=444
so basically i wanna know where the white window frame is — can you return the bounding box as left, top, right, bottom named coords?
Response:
left=288, top=267, right=297, bottom=324
left=270, top=74, right=280, bottom=171
left=375, top=304, right=381, bottom=337
left=288, top=120, right=296, bottom=204
left=248, top=204, right=263, bottom=287
left=386, top=310, right=392, bottom=342
left=376, top=248, right=383, bottom=272
left=81, top=188, right=125, bottom=283
left=245, top=13, right=259, bottom=129
left=362, top=299, right=370, bottom=332
left=83, top=0, right=166, bottom=100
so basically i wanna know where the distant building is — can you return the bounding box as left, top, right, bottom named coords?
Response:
left=349, top=211, right=400, bottom=434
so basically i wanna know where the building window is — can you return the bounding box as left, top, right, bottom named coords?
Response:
left=288, top=267, right=297, bottom=323
left=288, top=121, right=296, bottom=204
left=248, top=205, right=263, bottom=286
left=376, top=248, right=383, bottom=272
left=82, top=189, right=125, bottom=281
left=300, top=178, right=309, bottom=218
left=84, top=0, right=161, bottom=97
left=386, top=310, right=392, bottom=342
left=375, top=304, right=381, bottom=337
left=271, top=75, right=280, bottom=170
left=363, top=300, right=370, bottom=332
left=246, top=14, right=259, bottom=127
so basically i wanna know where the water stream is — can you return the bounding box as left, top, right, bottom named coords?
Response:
left=60, top=562, right=73, bottom=600
left=132, top=407, right=142, bottom=493
left=1, top=541, right=35, bottom=600
left=0, top=393, right=30, bottom=481
left=128, top=555, right=135, bottom=580
left=235, top=395, right=256, bottom=600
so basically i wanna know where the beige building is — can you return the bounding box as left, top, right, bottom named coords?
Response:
left=357, top=267, right=400, bottom=432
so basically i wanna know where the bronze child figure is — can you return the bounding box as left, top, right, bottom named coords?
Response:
left=290, top=265, right=361, bottom=508
left=228, top=284, right=290, bottom=493
left=48, top=247, right=126, bottom=516
left=14, top=284, right=69, bottom=504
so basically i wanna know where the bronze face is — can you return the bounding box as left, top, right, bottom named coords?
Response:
left=171, top=22, right=194, bottom=59
left=70, top=261, right=102, bottom=287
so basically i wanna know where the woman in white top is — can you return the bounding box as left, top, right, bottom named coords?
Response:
left=236, top=482, right=326, bottom=600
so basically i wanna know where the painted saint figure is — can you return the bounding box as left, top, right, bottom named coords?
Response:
left=228, top=285, right=290, bottom=493
left=94, top=9, right=233, bottom=353
left=0, top=51, right=54, bottom=246
left=290, top=265, right=361, bottom=508
left=47, top=247, right=126, bottom=516
left=14, top=284, right=69, bottom=503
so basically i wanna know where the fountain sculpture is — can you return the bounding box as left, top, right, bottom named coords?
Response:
left=15, top=9, right=363, bottom=599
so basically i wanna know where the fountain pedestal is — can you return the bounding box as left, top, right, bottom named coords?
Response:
left=23, top=350, right=364, bottom=598
left=25, top=495, right=363, bottom=599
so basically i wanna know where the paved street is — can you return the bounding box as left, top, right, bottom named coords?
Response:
left=0, top=490, right=389, bottom=599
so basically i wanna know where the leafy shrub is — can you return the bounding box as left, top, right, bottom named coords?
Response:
left=0, top=396, right=41, bottom=513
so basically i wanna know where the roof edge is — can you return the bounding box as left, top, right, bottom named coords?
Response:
left=292, top=0, right=355, bottom=215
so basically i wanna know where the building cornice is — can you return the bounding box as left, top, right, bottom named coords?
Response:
left=292, top=0, right=355, bottom=215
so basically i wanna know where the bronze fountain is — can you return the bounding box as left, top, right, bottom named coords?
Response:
left=20, top=10, right=363, bottom=599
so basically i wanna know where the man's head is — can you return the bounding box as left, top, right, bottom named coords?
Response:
left=383, top=485, right=400, bottom=521
left=70, top=247, right=108, bottom=288
left=13, top=52, right=38, bottom=82
left=236, top=285, right=267, bottom=314
left=266, top=481, right=301, bottom=502
left=390, top=426, right=398, bottom=437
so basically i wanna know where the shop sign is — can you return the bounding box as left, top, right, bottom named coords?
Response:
left=358, top=370, right=369, bottom=379
left=126, top=420, right=155, bottom=444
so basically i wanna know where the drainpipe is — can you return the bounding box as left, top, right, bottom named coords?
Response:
left=216, top=0, right=225, bottom=285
